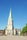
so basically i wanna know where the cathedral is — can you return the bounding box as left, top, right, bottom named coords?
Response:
left=5, top=9, right=20, bottom=36
left=0, top=9, right=20, bottom=36
left=5, top=9, right=14, bottom=35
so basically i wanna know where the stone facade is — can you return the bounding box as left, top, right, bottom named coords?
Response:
left=5, top=9, right=14, bottom=35
left=5, top=9, right=21, bottom=36
left=13, top=29, right=20, bottom=35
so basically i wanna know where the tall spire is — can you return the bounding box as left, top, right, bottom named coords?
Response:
left=9, top=8, right=12, bottom=19
left=7, top=8, right=14, bottom=29
left=5, top=8, right=14, bottom=35
left=8, top=8, right=12, bottom=25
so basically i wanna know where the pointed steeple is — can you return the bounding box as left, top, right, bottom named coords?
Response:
left=5, top=8, right=14, bottom=35
left=9, top=8, right=12, bottom=19
left=8, top=8, right=12, bottom=25
left=7, top=8, right=14, bottom=30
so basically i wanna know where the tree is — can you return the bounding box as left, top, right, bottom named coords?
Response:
left=20, top=24, right=27, bottom=36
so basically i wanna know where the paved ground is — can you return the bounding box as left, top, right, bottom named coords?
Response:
left=0, top=35, right=27, bottom=40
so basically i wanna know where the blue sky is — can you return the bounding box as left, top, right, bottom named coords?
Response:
left=0, top=0, right=27, bottom=30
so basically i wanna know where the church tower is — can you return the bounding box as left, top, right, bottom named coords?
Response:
left=5, top=8, right=14, bottom=35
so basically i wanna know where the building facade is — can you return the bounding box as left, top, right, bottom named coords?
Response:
left=5, top=9, right=14, bottom=35
left=5, top=9, right=20, bottom=36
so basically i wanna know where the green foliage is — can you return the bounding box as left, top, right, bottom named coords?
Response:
left=20, top=24, right=27, bottom=35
